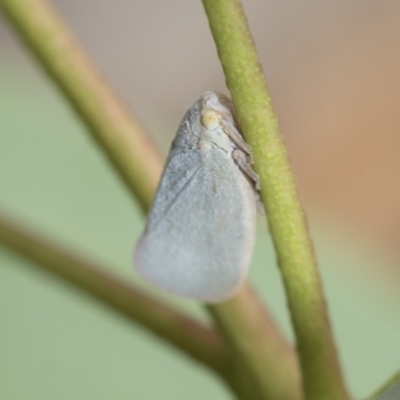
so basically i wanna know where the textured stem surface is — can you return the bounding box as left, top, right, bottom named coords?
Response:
left=202, top=1, right=350, bottom=399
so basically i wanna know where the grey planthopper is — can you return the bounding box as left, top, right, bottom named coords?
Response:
left=134, top=91, right=261, bottom=303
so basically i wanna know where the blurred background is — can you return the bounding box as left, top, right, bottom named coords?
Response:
left=1, top=1, right=400, bottom=399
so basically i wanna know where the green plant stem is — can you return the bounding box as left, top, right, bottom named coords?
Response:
left=0, top=0, right=163, bottom=213
left=202, top=1, right=350, bottom=400
left=0, top=213, right=227, bottom=372
left=209, top=285, right=302, bottom=400
left=0, top=1, right=302, bottom=399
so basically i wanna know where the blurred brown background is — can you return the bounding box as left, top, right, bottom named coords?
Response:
left=3, top=0, right=400, bottom=252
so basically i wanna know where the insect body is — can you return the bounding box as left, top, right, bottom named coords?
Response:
left=134, top=91, right=260, bottom=303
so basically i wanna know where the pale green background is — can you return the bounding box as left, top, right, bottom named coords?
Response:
left=1, top=55, right=399, bottom=400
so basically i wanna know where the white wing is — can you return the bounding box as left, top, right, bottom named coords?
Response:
left=134, top=147, right=256, bottom=303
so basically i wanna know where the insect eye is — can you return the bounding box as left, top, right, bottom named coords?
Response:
left=201, top=110, right=220, bottom=130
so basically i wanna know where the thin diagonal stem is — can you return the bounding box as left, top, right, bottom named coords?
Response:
left=0, top=213, right=227, bottom=372
left=0, top=0, right=162, bottom=213
left=202, top=1, right=350, bottom=400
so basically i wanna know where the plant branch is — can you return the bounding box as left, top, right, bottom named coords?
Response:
left=0, top=213, right=227, bottom=372
left=209, top=285, right=302, bottom=400
left=202, top=1, right=350, bottom=399
left=0, top=0, right=162, bottom=213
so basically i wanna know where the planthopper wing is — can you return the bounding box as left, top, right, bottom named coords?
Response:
left=134, top=91, right=258, bottom=303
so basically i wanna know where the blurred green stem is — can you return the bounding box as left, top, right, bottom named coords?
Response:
left=209, top=286, right=301, bottom=400
left=202, top=1, right=350, bottom=400
left=0, top=214, right=227, bottom=372
left=0, top=0, right=302, bottom=399
left=0, top=0, right=163, bottom=213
